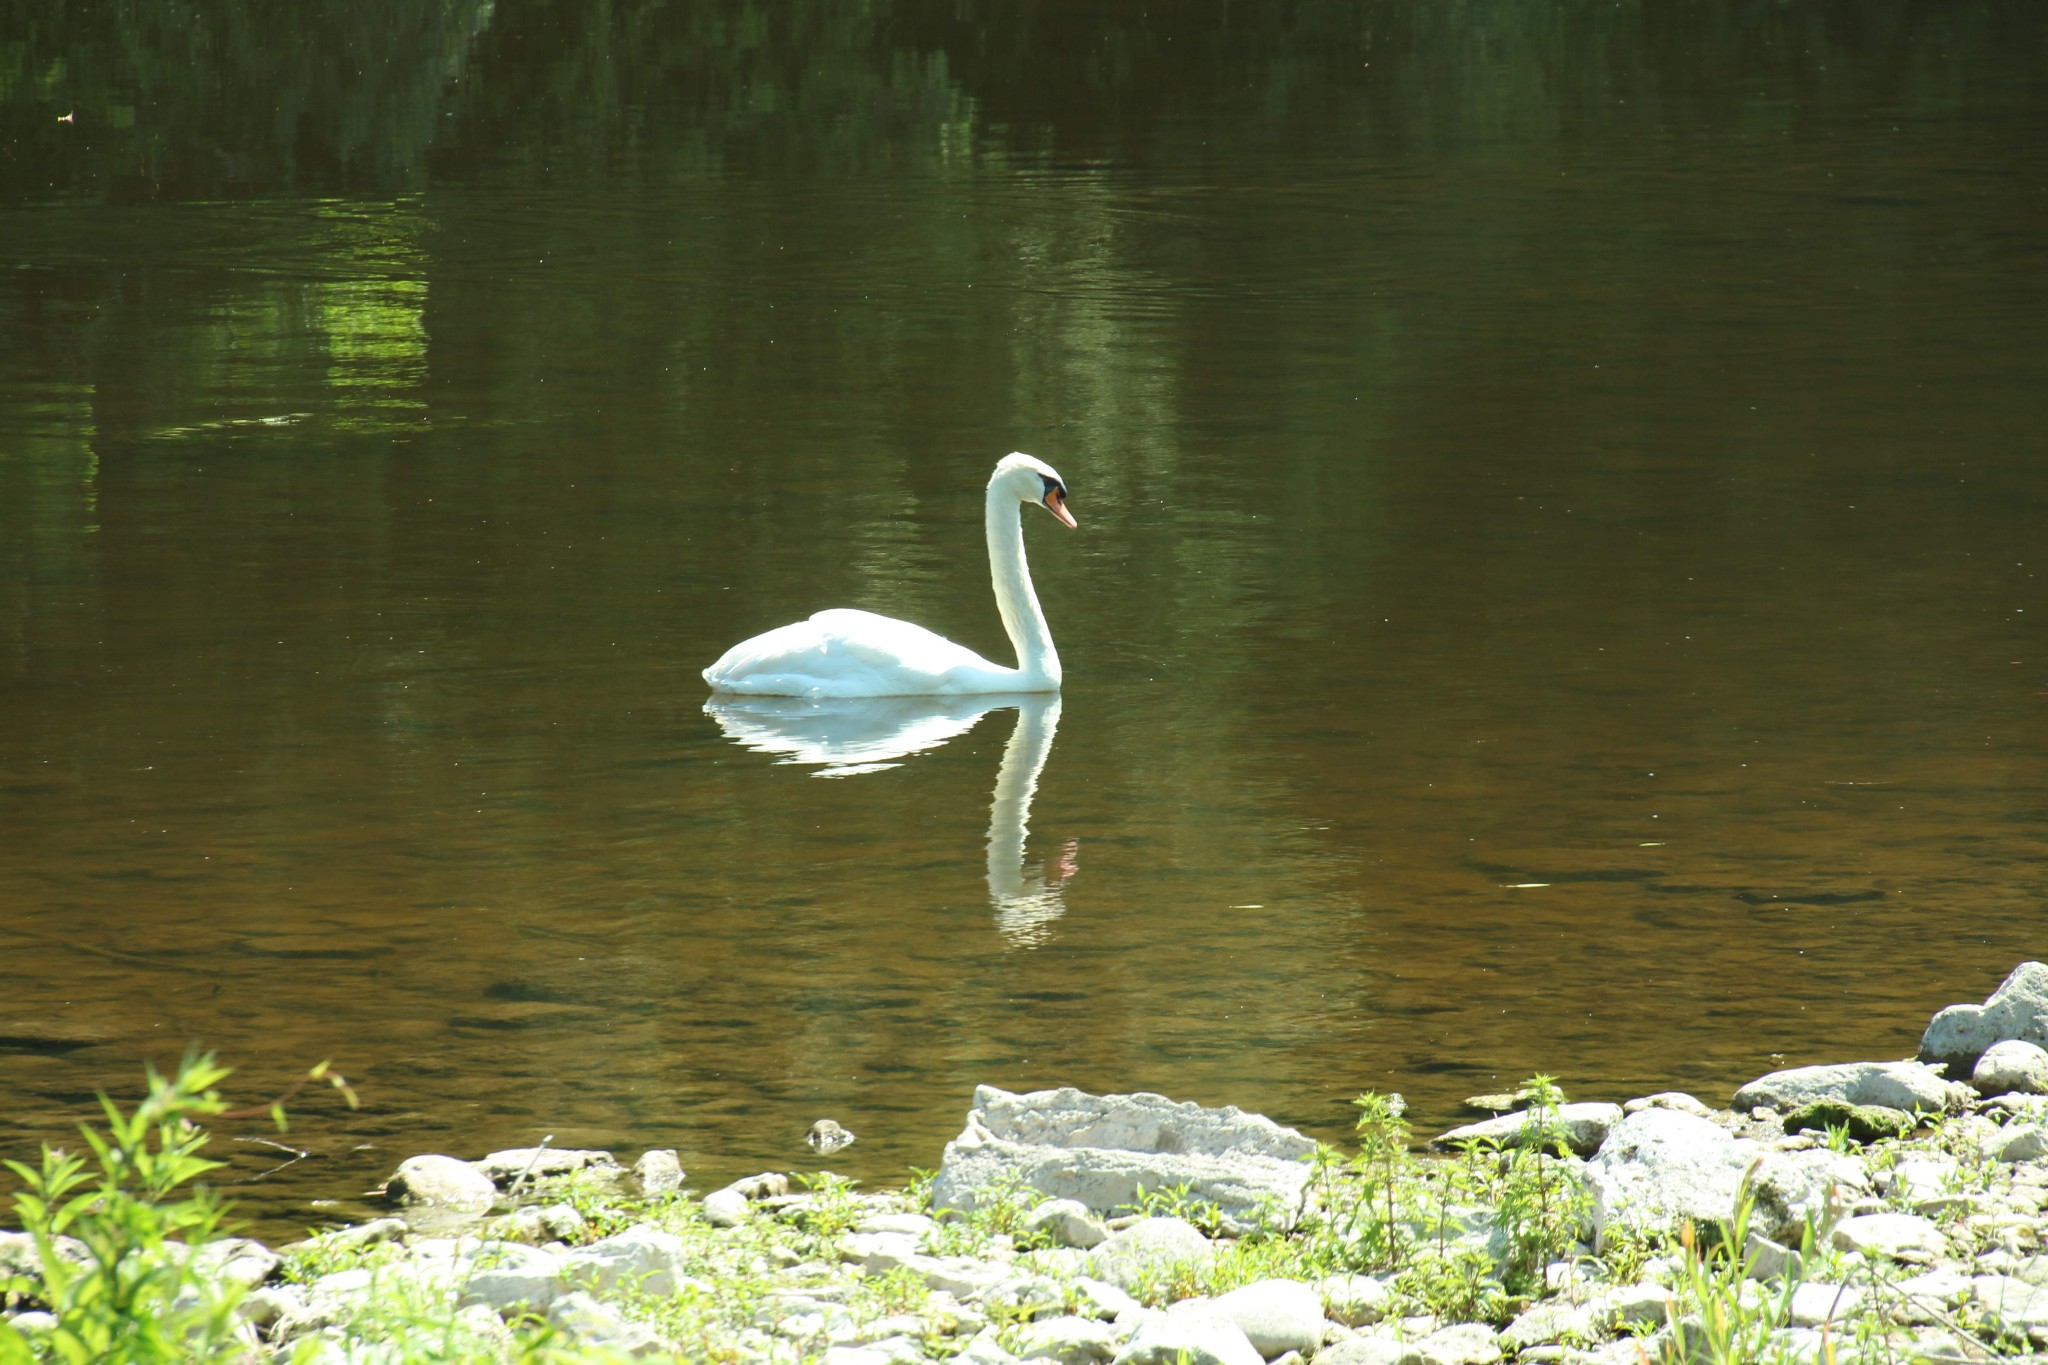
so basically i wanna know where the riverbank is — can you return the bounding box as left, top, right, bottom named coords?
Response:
left=7, top=964, right=2048, bottom=1363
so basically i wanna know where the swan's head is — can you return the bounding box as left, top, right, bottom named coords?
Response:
left=994, top=451, right=1078, bottom=529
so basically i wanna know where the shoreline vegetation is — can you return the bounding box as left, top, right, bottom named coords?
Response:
left=7, top=968, right=2048, bottom=1363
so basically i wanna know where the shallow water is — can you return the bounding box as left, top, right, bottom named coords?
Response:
left=2, top=1, right=2045, bottom=1236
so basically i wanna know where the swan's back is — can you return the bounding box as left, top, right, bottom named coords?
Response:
left=702, top=609, right=1017, bottom=697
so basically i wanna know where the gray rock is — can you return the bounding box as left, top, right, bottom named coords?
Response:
left=1410, top=1322, right=1503, bottom=1364
left=386, top=1155, right=498, bottom=1212
left=1317, top=1273, right=1390, bottom=1327
left=1013, top=1314, right=1118, bottom=1364
left=633, top=1149, right=685, bottom=1194
left=559, top=1224, right=694, bottom=1297
left=1210, top=1278, right=1325, bottom=1357
left=1974, top=1040, right=2048, bottom=1097
left=1830, top=1212, right=1943, bottom=1262
left=1085, top=1217, right=1216, bottom=1294
left=1922, top=962, right=2048, bottom=1075
left=1024, top=1198, right=1111, bottom=1250
left=1585, top=1109, right=1761, bottom=1247
left=1429, top=1103, right=1623, bottom=1158
left=474, top=1147, right=621, bottom=1186
left=1748, top=1147, right=1871, bottom=1242
left=1731, top=1061, right=1969, bottom=1117
left=1113, top=1300, right=1263, bottom=1365
left=932, top=1086, right=1317, bottom=1233
left=548, top=1290, right=662, bottom=1356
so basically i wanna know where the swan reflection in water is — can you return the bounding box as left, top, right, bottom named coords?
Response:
left=702, top=693, right=1076, bottom=946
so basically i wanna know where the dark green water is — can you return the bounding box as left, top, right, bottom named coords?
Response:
left=3, top=2, right=2046, bottom=1235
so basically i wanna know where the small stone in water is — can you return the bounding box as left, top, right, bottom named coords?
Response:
left=807, top=1118, right=857, bottom=1154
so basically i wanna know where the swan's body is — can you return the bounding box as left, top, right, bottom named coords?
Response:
left=703, top=453, right=1076, bottom=697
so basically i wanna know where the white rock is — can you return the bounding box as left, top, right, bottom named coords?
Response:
left=1922, top=962, right=2048, bottom=1073
left=1085, top=1217, right=1215, bottom=1294
left=701, top=1187, right=750, bottom=1226
left=1891, top=1267, right=1972, bottom=1324
left=1997, top=1125, right=2048, bottom=1163
left=933, top=1086, right=1317, bottom=1233
left=1113, top=1300, right=1263, bottom=1365
left=1830, top=1212, right=1943, bottom=1262
left=1210, top=1278, right=1325, bottom=1357
left=1885, top=1155, right=1962, bottom=1202
left=1585, top=1109, right=1761, bottom=1246
left=458, top=1255, right=567, bottom=1314
left=1623, top=1092, right=1714, bottom=1118
left=1317, top=1273, right=1390, bottom=1327
left=1500, top=1301, right=1595, bottom=1352
left=845, top=1230, right=924, bottom=1267
left=1748, top=1147, right=1871, bottom=1242
left=1742, top=1232, right=1803, bottom=1283
left=547, top=1290, right=661, bottom=1355
left=1013, top=1314, right=1118, bottom=1364
left=234, top=1284, right=306, bottom=1329
left=1409, top=1321, right=1502, bottom=1364
left=1731, top=1061, right=1969, bottom=1116
left=1595, top=1281, right=1673, bottom=1330
left=1788, top=1281, right=1863, bottom=1327
left=1309, top=1340, right=1410, bottom=1365
left=883, top=1252, right=1010, bottom=1299
left=825, top=1338, right=925, bottom=1365
left=386, top=1154, right=498, bottom=1212
left=633, top=1148, right=684, bottom=1193
left=1024, top=1198, right=1111, bottom=1250
left=1430, top=1103, right=1623, bottom=1157
left=559, top=1223, right=693, bottom=1297
left=855, top=1212, right=935, bottom=1237
left=1070, top=1275, right=1144, bottom=1321
left=1974, top=1274, right=2048, bottom=1330
left=957, top=1328, right=1026, bottom=1364
left=475, top=1147, right=620, bottom=1184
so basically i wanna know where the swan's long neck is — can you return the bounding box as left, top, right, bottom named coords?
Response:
left=986, top=484, right=1061, bottom=685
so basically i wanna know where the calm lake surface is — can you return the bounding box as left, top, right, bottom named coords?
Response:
left=3, top=2, right=2045, bottom=1235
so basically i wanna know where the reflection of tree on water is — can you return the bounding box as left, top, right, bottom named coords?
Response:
left=703, top=693, right=1072, bottom=947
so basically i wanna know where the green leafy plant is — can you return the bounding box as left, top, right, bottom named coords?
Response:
left=1492, top=1075, right=1592, bottom=1295
left=0, top=1053, right=258, bottom=1363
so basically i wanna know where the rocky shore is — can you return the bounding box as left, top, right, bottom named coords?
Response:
left=11, top=963, right=2048, bottom=1363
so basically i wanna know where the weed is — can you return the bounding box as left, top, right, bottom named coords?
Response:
left=0, top=1053, right=255, bottom=1364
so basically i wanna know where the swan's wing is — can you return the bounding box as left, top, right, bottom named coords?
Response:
left=703, top=609, right=1010, bottom=697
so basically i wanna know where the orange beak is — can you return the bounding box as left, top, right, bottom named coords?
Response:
left=1045, top=488, right=1078, bottom=529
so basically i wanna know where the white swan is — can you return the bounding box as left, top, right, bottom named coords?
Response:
left=702, top=453, right=1076, bottom=697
